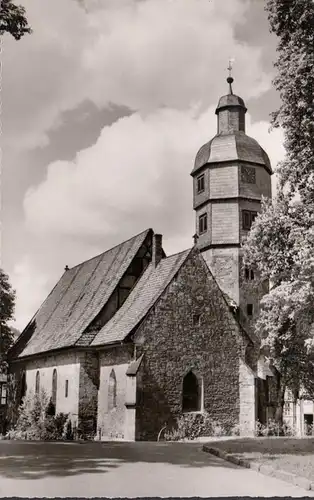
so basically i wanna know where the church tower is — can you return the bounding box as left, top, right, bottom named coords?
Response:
left=191, top=75, right=272, bottom=329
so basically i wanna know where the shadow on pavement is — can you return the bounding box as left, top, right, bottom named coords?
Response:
left=0, top=441, right=238, bottom=480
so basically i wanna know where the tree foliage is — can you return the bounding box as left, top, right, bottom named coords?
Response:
left=0, top=0, right=32, bottom=40
left=0, top=269, right=16, bottom=374
left=243, top=0, right=314, bottom=414
left=267, top=0, right=314, bottom=203
left=6, top=389, right=72, bottom=440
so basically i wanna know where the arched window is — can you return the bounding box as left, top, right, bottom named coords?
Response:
left=51, top=369, right=57, bottom=413
left=182, top=371, right=201, bottom=412
left=35, top=370, right=40, bottom=395
left=20, top=372, right=26, bottom=402
left=108, top=369, right=117, bottom=411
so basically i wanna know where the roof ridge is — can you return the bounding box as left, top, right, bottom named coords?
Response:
left=68, top=228, right=152, bottom=271
left=163, top=248, right=192, bottom=260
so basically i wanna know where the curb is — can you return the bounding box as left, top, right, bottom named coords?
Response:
left=203, top=445, right=312, bottom=491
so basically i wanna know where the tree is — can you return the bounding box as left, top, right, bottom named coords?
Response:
left=0, top=0, right=32, bottom=40
left=0, top=269, right=16, bottom=374
left=242, top=0, right=314, bottom=426
left=266, top=0, right=314, bottom=204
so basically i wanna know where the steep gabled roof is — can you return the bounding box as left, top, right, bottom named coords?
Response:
left=91, top=249, right=191, bottom=346
left=17, top=229, right=152, bottom=358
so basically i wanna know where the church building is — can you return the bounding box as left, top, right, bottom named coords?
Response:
left=8, top=77, right=278, bottom=441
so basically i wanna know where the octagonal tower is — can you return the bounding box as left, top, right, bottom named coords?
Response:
left=191, top=77, right=272, bottom=329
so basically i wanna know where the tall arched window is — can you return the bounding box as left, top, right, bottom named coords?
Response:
left=35, top=370, right=40, bottom=395
left=51, top=369, right=57, bottom=412
left=108, top=369, right=117, bottom=411
left=182, top=371, right=201, bottom=412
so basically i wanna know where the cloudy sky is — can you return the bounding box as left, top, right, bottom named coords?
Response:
left=3, top=0, right=286, bottom=331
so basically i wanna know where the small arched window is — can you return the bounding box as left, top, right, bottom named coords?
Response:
left=182, top=371, right=201, bottom=412
left=51, top=369, right=57, bottom=412
left=108, top=369, right=117, bottom=411
left=35, top=370, right=40, bottom=395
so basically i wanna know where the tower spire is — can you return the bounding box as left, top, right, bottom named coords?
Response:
left=227, top=58, right=234, bottom=95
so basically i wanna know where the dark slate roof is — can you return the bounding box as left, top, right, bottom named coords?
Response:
left=215, top=93, right=246, bottom=112
left=18, top=229, right=152, bottom=358
left=192, top=131, right=272, bottom=176
left=91, top=249, right=191, bottom=346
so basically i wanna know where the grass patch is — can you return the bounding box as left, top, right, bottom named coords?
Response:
left=208, top=437, right=314, bottom=481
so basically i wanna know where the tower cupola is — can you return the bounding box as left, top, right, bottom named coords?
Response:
left=215, top=76, right=247, bottom=134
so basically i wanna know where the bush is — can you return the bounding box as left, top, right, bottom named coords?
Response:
left=164, top=412, right=227, bottom=441
left=282, top=421, right=297, bottom=437
left=255, top=419, right=297, bottom=437
left=6, top=389, right=71, bottom=441
left=230, top=423, right=241, bottom=436
left=45, top=398, right=56, bottom=417
left=64, top=419, right=74, bottom=440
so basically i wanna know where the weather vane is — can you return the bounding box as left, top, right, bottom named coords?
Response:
left=227, top=57, right=235, bottom=94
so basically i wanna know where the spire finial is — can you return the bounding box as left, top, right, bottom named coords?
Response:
left=227, top=58, right=235, bottom=95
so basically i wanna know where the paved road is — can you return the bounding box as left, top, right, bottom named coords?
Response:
left=0, top=440, right=313, bottom=497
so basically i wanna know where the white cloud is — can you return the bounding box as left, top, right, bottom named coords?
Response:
left=24, top=107, right=212, bottom=240
left=3, top=0, right=270, bottom=151
left=10, top=256, right=51, bottom=330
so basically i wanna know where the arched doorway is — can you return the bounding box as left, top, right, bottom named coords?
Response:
left=182, top=371, right=201, bottom=412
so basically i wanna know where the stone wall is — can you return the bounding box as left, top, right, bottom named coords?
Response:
left=239, top=359, right=256, bottom=436
left=6, top=352, right=80, bottom=430
left=25, top=352, right=81, bottom=426
left=239, top=252, right=269, bottom=328
left=96, top=345, right=134, bottom=441
left=133, top=250, right=247, bottom=441
left=78, top=352, right=100, bottom=438
left=202, top=247, right=240, bottom=305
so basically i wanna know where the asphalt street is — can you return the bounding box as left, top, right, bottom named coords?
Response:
left=0, top=440, right=312, bottom=497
